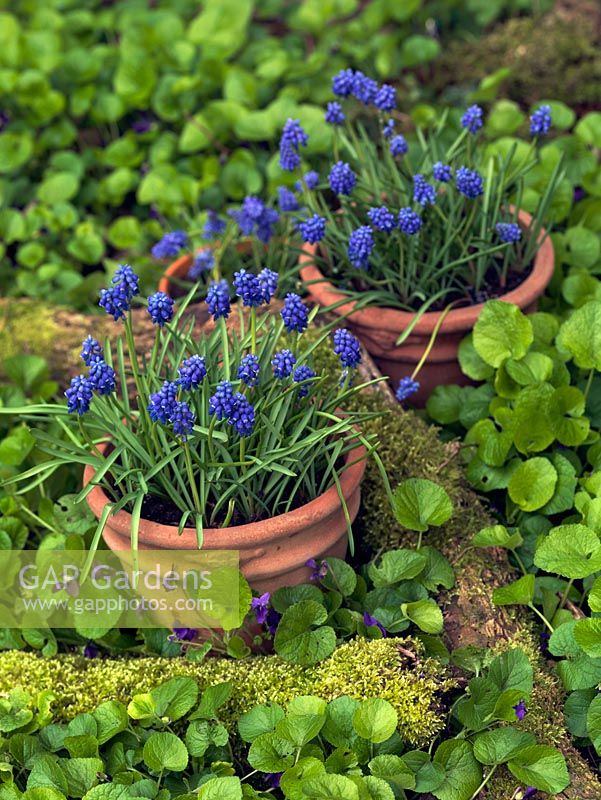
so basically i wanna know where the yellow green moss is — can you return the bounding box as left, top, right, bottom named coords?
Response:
left=0, top=638, right=454, bottom=746
left=0, top=301, right=62, bottom=369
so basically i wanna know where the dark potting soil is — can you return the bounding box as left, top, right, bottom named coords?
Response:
left=139, top=487, right=312, bottom=528
left=344, top=261, right=535, bottom=313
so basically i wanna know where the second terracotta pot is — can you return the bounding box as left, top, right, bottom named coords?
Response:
left=299, top=210, right=554, bottom=406
left=83, top=442, right=366, bottom=594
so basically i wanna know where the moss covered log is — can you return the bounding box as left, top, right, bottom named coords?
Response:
left=0, top=638, right=452, bottom=747
left=431, top=0, right=601, bottom=110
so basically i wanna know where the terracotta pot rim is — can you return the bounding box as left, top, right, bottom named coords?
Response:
left=83, top=440, right=367, bottom=549
left=158, top=252, right=195, bottom=296
left=299, top=209, right=554, bottom=334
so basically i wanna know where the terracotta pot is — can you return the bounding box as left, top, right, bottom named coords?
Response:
left=158, top=241, right=255, bottom=298
left=299, top=209, right=554, bottom=406
left=83, top=442, right=367, bottom=594
left=158, top=252, right=197, bottom=297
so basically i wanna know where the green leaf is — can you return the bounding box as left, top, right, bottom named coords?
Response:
left=508, top=746, right=569, bottom=794
left=320, top=558, right=357, bottom=596
left=247, top=732, right=295, bottom=772
left=426, top=385, right=464, bottom=424
left=142, top=732, right=188, bottom=773
left=574, top=619, right=601, bottom=658
left=458, top=335, right=495, bottom=381
left=367, top=549, right=427, bottom=587
left=391, top=478, right=453, bottom=532
left=575, top=112, right=601, bottom=148
left=557, top=301, right=601, bottom=370
left=492, top=574, right=535, bottom=606
left=489, top=649, right=533, bottom=694
left=352, top=699, right=397, bottom=744
left=127, top=693, right=155, bottom=721
left=197, top=777, right=242, bottom=800
left=485, top=100, right=525, bottom=137
left=586, top=693, right=601, bottom=753
left=505, top=352, right=553, bottom=385
left=473, top=728, right=536, bottom=765
left=237, top=704, right=284, bottom=743
left=274, top=600, right=336, bottom=666
left=321, top=696, right=360, bottom=748
left=473, top=301, right=533, bottom=367
left=508, top=457, right=558, bottom=511
left=589, top=577, right=601, bottom=612
left=301, top=773, right=360, bottom=799
left=185, top=720, right=228, bottom=757
left=368, top=754, right=416, bottom=790
left=37, top=172, right=79, bottom=205
left=472, top=525, right=522, bottom=550
left=57, top=757, right=102, bottom=798
left=193, top=682, right=233, bottom=720
left=432, top=740, right=482, bottom=800
left=280, top=757, right=326, bottom=799
left=151, top=677, right=198, bottom=721
left=92, top=701, right=127, bottom=745
left=401, top=599, right=443, bottom=634
left=0, top=132, right=34, bottom=173
left=534, top=524, right=601, bottom=579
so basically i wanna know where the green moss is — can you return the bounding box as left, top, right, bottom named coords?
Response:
left=0, top=638, right=454, bottom=746
left=434, top=7, right=601, bottom=109
left=0, top=301, right=63, bottom=370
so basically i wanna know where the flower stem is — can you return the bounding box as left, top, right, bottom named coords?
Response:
left=219, top=316, right=230, bottom=378
left=250, top=308, right=257, bottom=355
left=183, top=443, right=202, bottom=514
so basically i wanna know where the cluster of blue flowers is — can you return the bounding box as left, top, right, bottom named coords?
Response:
left=237, top=354, right=260, bottom=387
left=389, top=134, right=408, bottom=158
left=461, top=104, right=484, bottom=134
left=66, top=329, right=118, bottom=415
left=206, top=280, right=231, bottom=320
left=396, top=376, right=420, bottom=402
left=279, top=118, right=308, bottom=172
left=208, top=381, right=255, bottom=437
left=433, top=162, right=452, bottom=183
left=413, top=175, right=437, bottom=207
left=333, top=328, right=362, bottom=369
left=151, top=231, right=188, bottom=259
left=368, top=206, right=396, bottom=233
left=496, top=222, right=522, bottom=244
left=277, top=186, right=299, bottom=212
left=148, top=380, right=196, bottom=440
left=398, top=207, right=423, bottom=235
left=530, top=105, right=552, bottom=137
left=271, top=349, right=296, bottom=378
left=202, top=211, right=227, bottom=240
left=188, top=249, right=215, bottom=280
left=228, top=196, right=279, bottom=243
left=348, top=226, right=374, bottom=269
left=98, top=264, right=139, bottom=321
left=298, top=214, right=327, bottom=245
left=329, top=161, right=357, bottom=196
left=281, top=292, right=309, bottom=333
left=331, top=68, right=397, bottom=112
left=325, top=102, right=345, bottom=126
left=455, top=166, right=484, bottom=199
left=177, top=355, right=207, bottom=390
left=147, top=291, right=174, bottom=327
left=233, top=268, right=278, bottom=308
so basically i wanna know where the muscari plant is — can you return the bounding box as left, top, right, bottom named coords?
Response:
left=284, top=71, right=563, bottom=316
left=0, top=263, right=384, bottom=558
left=149, top=188, right=311, bottom=297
